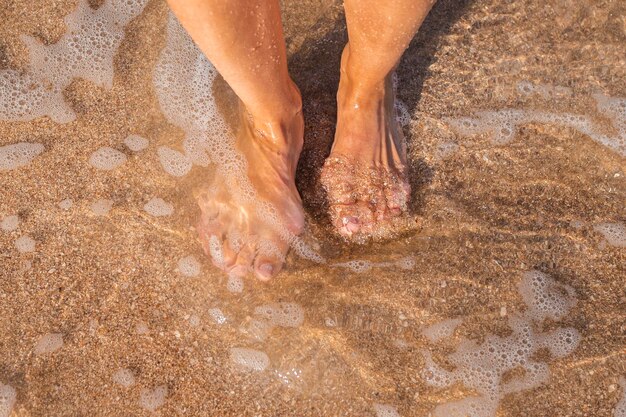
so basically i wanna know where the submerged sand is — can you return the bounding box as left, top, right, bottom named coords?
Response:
left=1, top=0, right=625, bottom=416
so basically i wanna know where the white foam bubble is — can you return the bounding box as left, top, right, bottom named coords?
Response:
left=518, top=270, right=576, bottom=322
left=229, top=347, right=270, bottom=371
left=139, top=385, right=167, bottom=411
left=422, top=270, right=580, bottom=417
left=0, top=0, right=148, bottom=123
left=124, top=134, right=149, bottom=151
left=422, top=318, right=462, bottom=342
left=395, top=99, right=411, bottom=128
left=177, top=255, right=200, bottom=277
left=0, top=384, right=16, bottom=417
left=0, top=142, right=44, bottom=170
left=157, top=146, right=192, bottom=177
left=226, top=274, right=244, bottom=293
left=34, top=333, right=63, bottom=355
left=395, top=257, right=416, bottom=270
left=208, top=235, right=224, bottom=266
left=88, top=147, right=126, bottom=170
left=112, top=368, right=135, bottom=388
left=208, top=308, right=227, bottom=325
left=58, top=199, right=73, bottom=210
left=144, top=197, right=174, bottom=217
left=188, top=314, right=200, bottom=327
left=435, top=141, right=459, bottom=160
left=374, top=403, right=401, bottom=417
left=15, top=235, right=35, bottom=253
left=1, top=215, right=19, bottom=232
left=254, top=303, right=305, bottom=328
left=616, top=377, right=626, bottom=417
left=333, top=257, right=415, bottom=273
left=240, top=318, right=273, bottom=342
left=447, top=90, right=626, bottom=156
left=333, top=259, right=373, bottom=273
left=135, top=322, right=149, bottom=335
left=91, top=199, right=113, bottom=216
left=593, top=222, right=626, bottom=247
left=240, top=302, right=304, bottom=342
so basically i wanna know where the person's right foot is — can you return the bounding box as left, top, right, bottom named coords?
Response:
left=196, top=87, right=304, bottom=281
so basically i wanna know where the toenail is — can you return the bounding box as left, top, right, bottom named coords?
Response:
left=257, top=263, right=274, bottom=280
left=342, top=216, right=360, bottom=233
left=343, top=216, right=359, bottom=226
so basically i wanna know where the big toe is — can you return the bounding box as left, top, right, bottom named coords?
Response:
left=330, top=200, right=376, bottom=238
left=253, top=237, right=288, bottom=281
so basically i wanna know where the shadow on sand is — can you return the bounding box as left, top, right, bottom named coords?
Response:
left=288, top=0, right=473, bottom=237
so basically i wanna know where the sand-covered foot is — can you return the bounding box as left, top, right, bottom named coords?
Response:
left=196, top=95, right=304, bottom=281
left=321, top=47, right=410, bottom=240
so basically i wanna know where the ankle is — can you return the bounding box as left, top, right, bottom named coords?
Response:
left=240, top=80, right=303, bottom=152
left=339, top=45, right=387, bottom=108
left=247, top=79, right=302, bottom=125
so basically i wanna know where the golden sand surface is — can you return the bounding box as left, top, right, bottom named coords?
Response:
left=1, top=0, right=625, bottom=416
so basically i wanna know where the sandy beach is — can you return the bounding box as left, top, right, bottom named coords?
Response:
left=1, top=0, right=625, bottom=415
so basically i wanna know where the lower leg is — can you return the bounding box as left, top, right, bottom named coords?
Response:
left=167, top=0, right=300, bottom=122
left=322, top=0, right=435, bottom=239
left=342, top=0, right=435, bottom=97
left=167, top=0, right=305, bottom=280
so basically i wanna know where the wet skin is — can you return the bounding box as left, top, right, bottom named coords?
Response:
left=196, top=84, right=305, bottom=281
left=321, top=46, right=410, bottom=239
left=168, top=0, right=435, bottom=279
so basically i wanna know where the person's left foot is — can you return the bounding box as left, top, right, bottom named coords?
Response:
left=321, top=47, right=410, bottom=240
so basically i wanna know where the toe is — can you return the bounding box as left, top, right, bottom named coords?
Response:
left=384, top=176, right=410, bottom=213
left=368, top=184, right=388, bottom=222
left=329, top=204, right=359, bottom=236
left=221, top=238, right=239, bottom=270
left=231, top=241, right=256, bottom=277
left=254, top=261, right=281, bottom=282
left=331, top=201, right=375, bottom=237
left=203, top=233, right=227, bottom=270
left=253, top=238, right=287, bottom=281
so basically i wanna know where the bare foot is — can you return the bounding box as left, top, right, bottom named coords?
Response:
left=321, top=46, right=410, bottom=240
left=196, top=87, right=304, bottom=281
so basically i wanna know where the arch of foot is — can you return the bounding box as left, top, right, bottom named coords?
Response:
left=421, top=270, right=580, bottom=417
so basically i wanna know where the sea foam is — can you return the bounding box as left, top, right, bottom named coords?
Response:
left=447, top=82, right=626, bottom=156
left=0, top=143, right=44, bottom=170
left=0, top=384, right=16, bottom=417
left=34, top=333, right=64, bottom=355
left=1, top=215, right=19, bottom=232
left=0, top=0, right=147, bottom=123
left=229, top=347, right=270, bottom=371
left=422, top=270, right=580, bottom=417
left=139, top=385, right=167, bottom=411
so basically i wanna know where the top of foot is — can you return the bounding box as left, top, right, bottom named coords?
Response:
left=196, top=90, right=305, bottom=281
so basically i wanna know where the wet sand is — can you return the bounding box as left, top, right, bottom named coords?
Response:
left=1, top=0, right=625, bottom=416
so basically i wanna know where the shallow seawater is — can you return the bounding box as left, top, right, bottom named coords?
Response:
left=1, top=0, right=625, bottom=416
